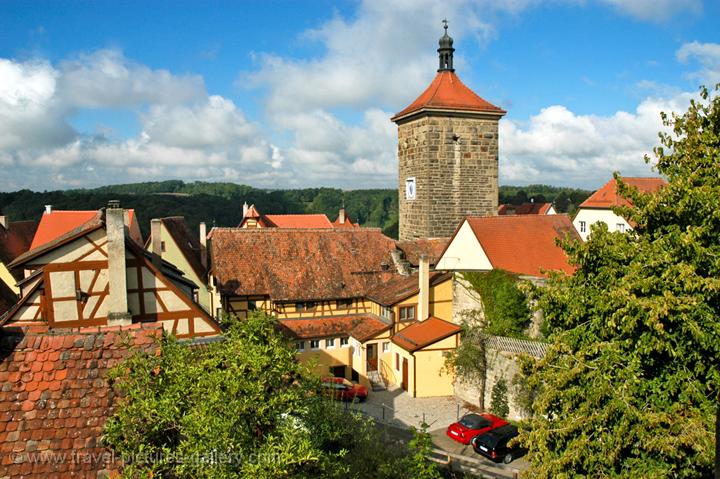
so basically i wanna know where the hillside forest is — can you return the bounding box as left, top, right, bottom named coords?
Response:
left=0, top=181, right=592, bottom=239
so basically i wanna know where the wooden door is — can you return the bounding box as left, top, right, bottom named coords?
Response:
left=367, top=343, right=378, bottom=371
left=401, top=358, right=409, bottom=392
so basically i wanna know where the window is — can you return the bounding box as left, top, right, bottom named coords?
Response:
left=326, top=338, right=336, bottom=349
left=399, top=305, right=416, bottom=321
left=296, top=302, right=316, bottom=312
left=215, top=307, right=223, bottom=320
left=296, top=341, right=305, bottom=352
left=310, top=340, right=320, bottom=350
left=381, top=306, right=392, bottom=320
left=193, top=290, right=199, bottom=303
left=340, top=337, right=349, bottom=347
left=160, top=241, right=166, bottom=252
left=336, top=299, right=353, bottom=309
left=579, top=221, right=587, bottom=233
left=248, top=300, right=257, bottom=311
left=395, top=353, right=400, bottom=370
left=616, top=223, right=625, bottom=233
left=382, top=341, right=390, bottom=353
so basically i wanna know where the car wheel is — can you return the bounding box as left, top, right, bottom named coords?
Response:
left=503, top=453, right=513, bottom=464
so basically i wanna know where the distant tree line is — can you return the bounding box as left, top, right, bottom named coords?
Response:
left=0, top=182, right=591, bottom=240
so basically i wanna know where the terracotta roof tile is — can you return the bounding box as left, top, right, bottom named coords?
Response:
left=280, top=314, right=391, bottom=342
left=462, top=215, right=579, bottom=277
left=392, top=71, right=505, bottom=121
left=391, top=316, right=460, bottom=352
left=0, top=220, right=38, bottom=280
left=498, top=203, right=553, bottom=215
left=209, top=228, right=397, bottom=301
left=9, top=212, right=104, bottom=269
left=395, top=238, right=449, bottom=266
left=0, top=323, right=162, bottom=478
left=580, top=177, right=667, bottom=209
left=265, top=214, right=333, bottom=228
left=160, top=216, right=206, bottom=279
left=366, top=271, right=452, bottom=306
left=30, top=209, right=141, bottom=250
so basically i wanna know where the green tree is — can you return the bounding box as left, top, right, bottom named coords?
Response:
left=522, top=85, right=720, bottom=478
left=104, top=312, right=438, bottom=478
left=490, top=378, right=509, bottom=418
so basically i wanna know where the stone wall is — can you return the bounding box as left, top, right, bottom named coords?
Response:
left=397, top=113, right=500, bottom=241
left=454, top=336, right=549, bottom=421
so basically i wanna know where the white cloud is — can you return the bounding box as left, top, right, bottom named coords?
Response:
left=500, top=93, right=694, bottom=187
left=597, top=0, right=702, bottom=22
left=57, top=49, right=205, bottom=108
left=676, top=41, right=720, bottom=85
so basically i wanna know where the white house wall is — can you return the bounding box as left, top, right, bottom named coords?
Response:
left=573, top=208, right=632, bottom=241
left=436, top=220, right=493, bottom=271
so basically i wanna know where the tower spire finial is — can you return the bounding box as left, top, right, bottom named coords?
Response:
left=437, top=19, right=455, bottom=72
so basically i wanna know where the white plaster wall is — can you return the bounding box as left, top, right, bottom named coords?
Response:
left=436, top=221, right=492, bottom=271
left=573, top=208, right=631, bottom=241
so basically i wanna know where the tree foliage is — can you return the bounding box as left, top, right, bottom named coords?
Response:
left=522, top=85, right=720, bottom=478
left=461, top=270, right=532, bottom=338
left=104, top=312, right=441, bottom=478
left=490, top=378, right=510, bottom=418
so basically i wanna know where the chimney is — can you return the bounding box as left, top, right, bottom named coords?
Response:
left=0, top=214, right=6, bottom=229
left=199, top=221, right=207, bottom=269
left=418, top=254, right=430, bottom=322
left=150, top=219, right=162, bottom=268
left=44, top=205, right=52, bottom=214
left=106, top=200, right=131, bottom=326
left=242, top=202, right=249, bottom=218
left=338, top=207, right=346, bottom=224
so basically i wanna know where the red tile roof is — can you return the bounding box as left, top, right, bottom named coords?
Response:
left=498, top=203, right=553, bottom=215
left=0, top=219, right=38, bottom=281
left=30, top=209, right=141, bottom=250
left=209, top=228, right=397, bottom=301
left=265, top=214, right=333, bottom=229
left=392, top=71, right=505, bottom=122
left=280, top=314, right=391, bottom=342
left=366, top=271, right=452, bottom=307
left=580, top=177, right=667, bottom=209
left=395, top=238, right=450, bottom=267
left=462, top=215, right=579, bottom=277
left=0, top=323, right=162, bottom=478
left=391, top=316, right=460, bottom=352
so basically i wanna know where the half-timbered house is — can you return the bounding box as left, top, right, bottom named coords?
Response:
left=2, top=202, right=220, bottom=339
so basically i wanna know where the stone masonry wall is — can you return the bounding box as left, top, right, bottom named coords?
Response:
left=398, top=114, right=499, bottom=241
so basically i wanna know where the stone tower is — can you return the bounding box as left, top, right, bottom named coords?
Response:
left=392, top=21, right=506, bottom=241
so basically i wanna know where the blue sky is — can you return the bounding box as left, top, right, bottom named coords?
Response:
left=0, top=0, right=718, bottom=191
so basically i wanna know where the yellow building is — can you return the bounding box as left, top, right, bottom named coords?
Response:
left=208, top=227, right=459, bottom=396
left=146, top=217, right=211, bottom=311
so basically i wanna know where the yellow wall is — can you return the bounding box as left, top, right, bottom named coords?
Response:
left=413, top=334, right=458, bottom=397
left=224, top=295, right=371, bottom=320
left=158, top=223, right=211, bottom=311
left=0, top=262, right=19, bottom=294
left=296, top=340, right=353, bottom=379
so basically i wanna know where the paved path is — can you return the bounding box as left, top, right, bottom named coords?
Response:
left=349, top=386, right=529, bottom=476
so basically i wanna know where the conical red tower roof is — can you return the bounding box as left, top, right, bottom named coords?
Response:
left=391, top=71, right=505, bottom=122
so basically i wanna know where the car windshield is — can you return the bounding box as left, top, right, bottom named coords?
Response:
left=459, top=414, right=490, bottom=429
left=341, top=378, right=354, bottom=387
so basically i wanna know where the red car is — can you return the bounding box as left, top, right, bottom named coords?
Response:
left=446, top=413, right=508, bottom=445
left=321, top=377, right=368, bottom=402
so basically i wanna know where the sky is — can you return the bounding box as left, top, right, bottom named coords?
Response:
left=0, top=0, right=718, bottom=192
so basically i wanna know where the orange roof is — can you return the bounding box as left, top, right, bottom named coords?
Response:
left=0, top=323, right=161, bottom=477
left=265, top=214, right=333, bottom=229
left=280, top=314, right=391, bottom=342
left=392, top=71, right=505, bottom=122
left=30, top=209, right=141, bottom=250
left=498, top=203, right=553, bottom=215
left=580, top=177, right=667, bottom=209
left=462, top=215, right=579, bottom=277
left=391, top=316, right=460, bottom=352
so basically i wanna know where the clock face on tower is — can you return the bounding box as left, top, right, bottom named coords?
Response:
left=405, top=177, right=416, bottom=200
